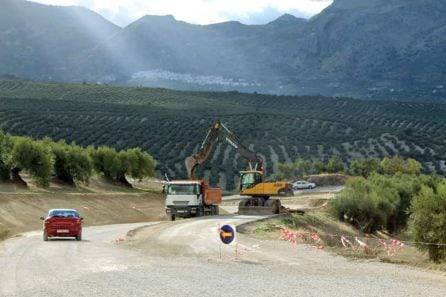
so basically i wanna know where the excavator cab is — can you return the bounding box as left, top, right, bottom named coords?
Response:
left=239, top=171, right=263, bottom=191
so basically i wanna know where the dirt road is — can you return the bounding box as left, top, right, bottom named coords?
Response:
left=1, top=216, right=446, bottom=297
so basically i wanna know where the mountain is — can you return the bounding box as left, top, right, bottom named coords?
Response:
left=1, top=0, right=446, bottom=101
left=291, top=0, right=446, bottom=99
left=0, top=0, right=120, bottom=80
left=78, top=14, right=308, bottom=91
left=79, top=0, right=446, bottom=100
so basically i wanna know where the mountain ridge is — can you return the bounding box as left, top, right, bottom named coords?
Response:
left=1, top=0, right=445, bottom=101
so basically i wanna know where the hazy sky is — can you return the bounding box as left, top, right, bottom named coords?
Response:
left=30, top=0, right=333, bottom=27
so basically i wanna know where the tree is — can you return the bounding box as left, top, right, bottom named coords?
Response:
left=405, top=158, right=422, bottom=175
left=410, top=182, right=446, bottom=262
left=126, top=148, right=156, bottom=180
left=349, top=157, right=380, bottom=178
left=381, top=156, right=405, bottom=175
left=295, top=159, right=313, bottom=176
left=312, top=160, right=325, bottom=174
left=0, top=131, right=14, bottom=181
left=329, top=177, right=399, bottom=233
left=12, top=137, right=53, bottom=187
left=331, top=170, right=442, bottom=235
left=89, top=146, right=156, bottom=184
left=326, top=155, right=344, bottom=173
left=52, top=141, right=93, bottom=184
left=380, top=156, right=421, bottom=175
left=89, top=146, right=119, bottom=179
left=277, top=162, right=295, bottom=179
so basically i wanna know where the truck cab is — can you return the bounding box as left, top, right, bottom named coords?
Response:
left=164, top=180, right=221, bottom=220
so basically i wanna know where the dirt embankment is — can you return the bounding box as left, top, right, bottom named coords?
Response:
left=0, top=178, right=166, bottom=241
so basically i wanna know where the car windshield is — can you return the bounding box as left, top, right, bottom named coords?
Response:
left=167, top=184, right=199, bottom=195
left=48, top=210, right=79, bottom=218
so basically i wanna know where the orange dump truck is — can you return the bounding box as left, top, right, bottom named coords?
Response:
left=164, top=180, right=221, bottom=221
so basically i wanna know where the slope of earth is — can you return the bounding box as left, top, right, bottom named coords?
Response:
left=0, top=177, right=165, bottom=241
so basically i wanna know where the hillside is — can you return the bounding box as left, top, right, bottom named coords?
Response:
left=0, top=0, right=120, bottom=80
left=1, top=79, right=445, bottom=191
left=1, top=0, right=446, bottom=101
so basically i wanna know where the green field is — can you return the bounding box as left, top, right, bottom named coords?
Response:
left=1, top=79, right=445, bottom=190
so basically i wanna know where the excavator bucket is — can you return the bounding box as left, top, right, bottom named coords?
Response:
left=185, top=156, right=199, bottom=179
left=237, top=198, right=282, bottom=215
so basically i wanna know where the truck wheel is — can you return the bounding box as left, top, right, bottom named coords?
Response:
left=171, top=214, right=176, bottom=221
left=214, top=205, right=219, bottom=216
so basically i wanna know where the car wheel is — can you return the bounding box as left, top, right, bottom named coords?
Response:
left=76, top=232, right=82, bottom=241
left=43, top=230, right=48, bottom=241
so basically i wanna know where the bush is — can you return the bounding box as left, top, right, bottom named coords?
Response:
left=410, top=182, right=446, bottom=262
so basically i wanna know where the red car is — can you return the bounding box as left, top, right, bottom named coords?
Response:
left=40, top=209, right=83, bottom=241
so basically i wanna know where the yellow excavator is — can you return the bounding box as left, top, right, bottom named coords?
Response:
left=185, top=121, right=293, bottom=215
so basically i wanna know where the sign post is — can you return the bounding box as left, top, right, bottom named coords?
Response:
left=219, top=224, right=236, bottom=245
left=218, top=224, right=236, bottom=260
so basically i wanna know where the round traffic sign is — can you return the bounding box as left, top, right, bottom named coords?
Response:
left=219, top=224, right=235, bottom=245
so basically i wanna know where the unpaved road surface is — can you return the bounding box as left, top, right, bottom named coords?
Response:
left=1, top=217, right=446, bottom=297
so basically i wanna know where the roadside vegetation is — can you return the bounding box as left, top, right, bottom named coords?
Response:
left=259, top=156, right=446, bottom=265
left=0, top=130, right=156, bottom=188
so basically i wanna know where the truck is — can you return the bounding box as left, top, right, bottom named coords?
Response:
left=164, top=179, right=221, bottom=221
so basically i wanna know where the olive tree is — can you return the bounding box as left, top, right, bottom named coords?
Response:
left=52, top=141, right=93, bottom=184
left=349, top=157, right=380, bottom=178
left=0, top=131, right=14, bottom=181
left=12, top=137, right=53, bottom=187
left=410, top=182, right=446, bottom=262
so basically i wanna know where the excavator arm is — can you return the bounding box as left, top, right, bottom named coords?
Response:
left=185, top=121, right=263, bottom=179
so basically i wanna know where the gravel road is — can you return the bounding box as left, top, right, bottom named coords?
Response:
left=1, top=217, right=445, bottom=297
